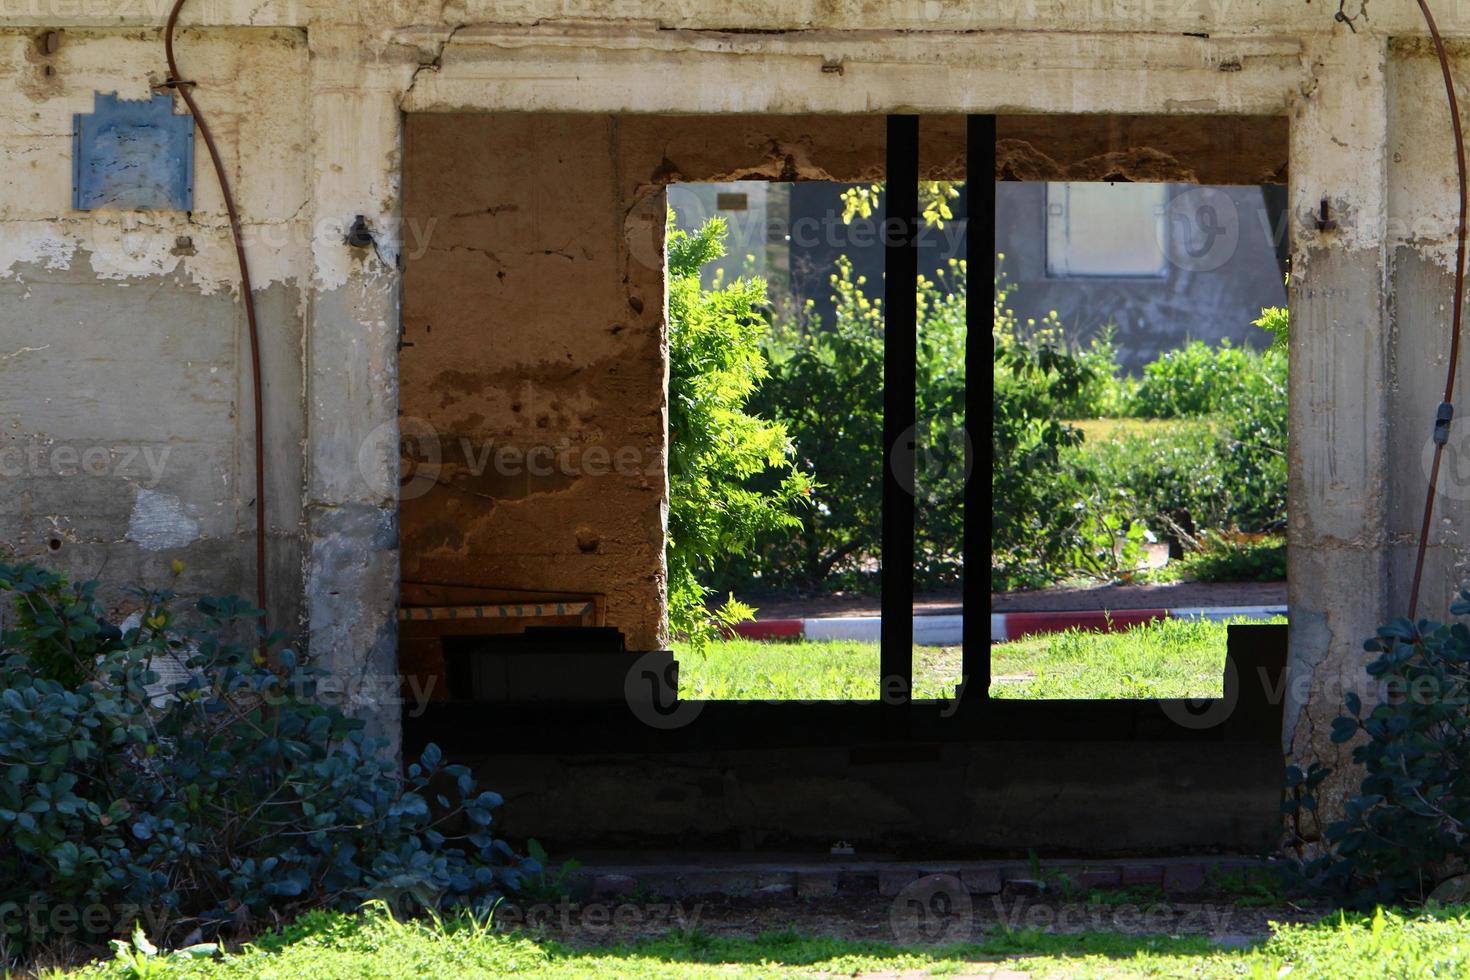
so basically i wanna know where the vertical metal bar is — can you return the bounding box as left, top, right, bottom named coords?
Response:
left=883, top=114, right=919, bottom=703
left=965, top=114, right=997, bottom=707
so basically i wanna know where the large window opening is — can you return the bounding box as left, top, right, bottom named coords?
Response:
left=394, top=111, right=1290, bottom=744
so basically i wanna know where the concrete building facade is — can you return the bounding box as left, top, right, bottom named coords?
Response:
left=0, top=1, right=1465, bottom=848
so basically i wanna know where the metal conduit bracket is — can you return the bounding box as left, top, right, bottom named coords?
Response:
left=1436, top=402, right=1456, bottom=445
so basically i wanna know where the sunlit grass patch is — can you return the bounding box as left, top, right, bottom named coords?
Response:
left=990, top=615, right=1283, bottom=700
left=671, top=616, right=1280, bottom=702
left=63, top=904, right=1470, bottom=979
left=670, top=638, right=962, bottom=700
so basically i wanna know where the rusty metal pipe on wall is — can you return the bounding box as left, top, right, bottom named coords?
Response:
left=163, top=0, right=269, bottom=635
left=1409, top=0, right=1469, bottom=619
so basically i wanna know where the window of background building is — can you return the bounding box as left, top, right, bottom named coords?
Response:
left=1045, top=182, right=1170, bottom=278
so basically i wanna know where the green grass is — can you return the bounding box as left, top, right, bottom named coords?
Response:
left=991, top=616, right=1281, bottom=700
left=671, top=638, right=962, bottom=700
left=62, top=904, right=1470, bottom=979
left=670, top=617, right=1279, bottom=701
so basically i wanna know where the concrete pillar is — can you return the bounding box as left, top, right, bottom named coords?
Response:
left=1284, top=32, right=1392, bottom=820
left=302, top=27, right=411, bottom=758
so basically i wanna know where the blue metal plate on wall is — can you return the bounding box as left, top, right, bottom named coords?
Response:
left=73, top=92, right=194, bottom=211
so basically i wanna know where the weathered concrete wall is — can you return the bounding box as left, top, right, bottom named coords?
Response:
left=0, top=27, right=310, bottom=634
left=1383, top=40, right=1470, bottom=622
left=400, top=113, right=670, bottom=651
left=996, top=182, right=1287, bottom=371
left=3, top=2, right=1470, bottom=840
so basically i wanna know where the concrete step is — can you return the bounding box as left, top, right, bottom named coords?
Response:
left=560, top=854, right=1276, bottom=900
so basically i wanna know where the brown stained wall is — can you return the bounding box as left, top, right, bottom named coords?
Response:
left=401, top=114, right=666, bottom=650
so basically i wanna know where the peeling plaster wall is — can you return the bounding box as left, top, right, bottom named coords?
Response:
left=1384, top=41, right=1470, bottom=615
left=2, top=3, right=1470, bottom=832
left=0, top=28, right=309, bottom=634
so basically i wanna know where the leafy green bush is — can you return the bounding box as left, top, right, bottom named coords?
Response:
left=1287, top=597, right=1470, bottom=906
left=1151, top=532, right=1287, bottom=583
left=666, top=215, right=812, bottom=647
left=0, top=563, right=534, bottom=956
left=749, top=255, right=887, bottom=592
left=1085, top=342, right=1286, bottom=539
left=738, top=257, right=969, bottom=591
left=1079, top=419, right=1232, bottom=539
left=1130, top=340, right=1275, bottom=419
left=1217, top=348, right=1288, bottom=531
left=913, top=262, right=970, bottom=586
left=737, top=259, right=1157, bottom=593
left=699, top=232, right=1286, bottom=593
left=992, top=285, right=1151, bottom=589
left=1041, top=325, right=1135, bottom=420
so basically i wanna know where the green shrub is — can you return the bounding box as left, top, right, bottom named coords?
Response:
left=1217, top=348, right=1288, bottom=531
left=1045, top=325, right=1135, bottom=420
left=707, top=243, right=1286, bottom=593
left=1085, top=343, right=1287, bottom=538
left=736, top=259, right=1151, bottom=593
left=666, top=215, right=813, bottom=648
left=1287, top=597, right=1470, bottom=906
left=737, top=258, right=977, bottom=591
left=736, top=256, right=883, bottom=592
left=0, top=563, right=534, bottom=956
left=913, top=262, right=970, bottom=587
left=1155, top=532, right=1287, bottom=583
left=991, top=285, right=1149, bottom=589
left=1130, top=340, right=1273, bottom=419
left=1078, top=419, right=1232, bottom=539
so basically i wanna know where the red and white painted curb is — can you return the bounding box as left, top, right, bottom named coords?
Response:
left=990, top=605, right=1285, bottom=642
left=729, top=606, right=1285, bottom=646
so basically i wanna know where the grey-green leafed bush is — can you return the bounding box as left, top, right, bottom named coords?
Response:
left=1287, top=595, right=1470, bottom=906
left=0, top=562, right=536, bottom=957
